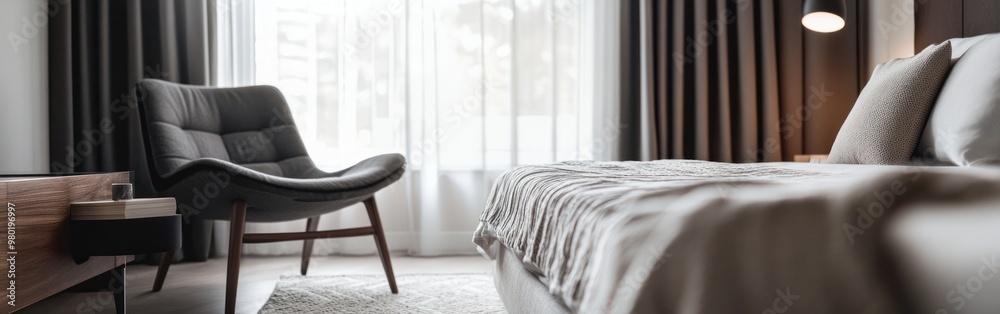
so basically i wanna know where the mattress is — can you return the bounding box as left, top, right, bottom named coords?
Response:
left=473, top=160, right=1000, bottom=313
left=492, top=243, right=570, bottom=314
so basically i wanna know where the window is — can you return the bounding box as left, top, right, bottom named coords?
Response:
left=215, top=0, right=621, bottom=255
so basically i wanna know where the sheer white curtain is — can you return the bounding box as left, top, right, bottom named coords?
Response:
left=213, top=0, right=621, bottom=256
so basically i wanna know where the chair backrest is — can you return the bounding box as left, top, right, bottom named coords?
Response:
left=136, top=79, right=313, bottom=184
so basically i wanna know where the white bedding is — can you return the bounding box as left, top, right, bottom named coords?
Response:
left=473, top=160, right=1000, bottom=313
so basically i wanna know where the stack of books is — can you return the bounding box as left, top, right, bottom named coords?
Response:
left=70, top=198, right=177, bottom=220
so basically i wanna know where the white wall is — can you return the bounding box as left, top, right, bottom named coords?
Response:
left=867, top=0, right=916, bottom=75
left=0, top=0, right=48, bottom=173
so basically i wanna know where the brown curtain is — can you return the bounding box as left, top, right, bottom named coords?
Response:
left=48, top=0, right=215, bottom=261
left=621, top=0, right=866, bottom=162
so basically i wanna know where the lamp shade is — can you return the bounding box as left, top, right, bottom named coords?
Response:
left=802, top=0, right=846, bottom=33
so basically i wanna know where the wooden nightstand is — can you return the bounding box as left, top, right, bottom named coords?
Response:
left=793, top=154, right=829, bottom=163
left=0, top=172, right=134, bottom=313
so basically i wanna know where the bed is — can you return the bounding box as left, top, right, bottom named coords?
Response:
left=474, top=13, right=1000, bottom=314
left=476, top=161, right=1000, bottom=313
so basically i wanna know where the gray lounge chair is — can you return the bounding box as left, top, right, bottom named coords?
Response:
left=137, top=79, right=402, bottom=314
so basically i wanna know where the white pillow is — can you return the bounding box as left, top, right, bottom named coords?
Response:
left=915, top=35, right=1000, bottom=166
left=947, top=33, right=998, bottom=62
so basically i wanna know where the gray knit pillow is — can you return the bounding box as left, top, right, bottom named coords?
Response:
left=827, top=42, right=952, bottom=165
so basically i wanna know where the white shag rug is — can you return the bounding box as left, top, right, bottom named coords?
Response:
left=259, top=273, right=507, bottom=314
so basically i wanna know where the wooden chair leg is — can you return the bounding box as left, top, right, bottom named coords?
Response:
left=363, top=197, right=398, bottom=294
left=300, top=216, right=320, bottom=275
left=151, top=250, right=175, bottom=292
left=226, top=200, right=248, bottom=314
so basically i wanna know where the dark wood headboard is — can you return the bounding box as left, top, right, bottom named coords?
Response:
left=915, top=0, right=1000, bottom=50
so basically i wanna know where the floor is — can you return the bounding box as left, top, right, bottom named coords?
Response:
left=23, top=255, right=492, bottom=314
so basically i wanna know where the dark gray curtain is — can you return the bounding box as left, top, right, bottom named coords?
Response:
left=49, top=0, right=215, bottom=262
left=621, top=0, right=867, bottom=162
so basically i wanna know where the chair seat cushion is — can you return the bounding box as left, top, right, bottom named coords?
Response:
left=170, top=153, right=405, bottom=193
left=160, top=154, right=406, bottom=222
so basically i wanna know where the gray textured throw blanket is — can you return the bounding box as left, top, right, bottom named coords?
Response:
left=474, top=160, right=1000, bottom=313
